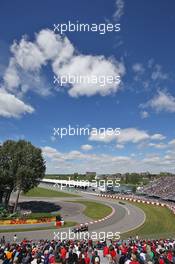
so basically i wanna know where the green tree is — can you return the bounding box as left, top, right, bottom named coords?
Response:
left=0, top=140, right=17, bottom=207
left=0, top=140, right=46, bottom=211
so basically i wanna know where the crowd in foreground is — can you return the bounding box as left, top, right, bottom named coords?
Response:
left=0, top=238, right=175, bottom=264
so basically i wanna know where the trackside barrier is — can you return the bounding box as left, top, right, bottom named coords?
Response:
left=98, top=194, right=175, bottom=215
left=0, top=217, right=56, bottom=226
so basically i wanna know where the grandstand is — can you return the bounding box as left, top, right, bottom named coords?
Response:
left=0, top=238, right=175, bottom=264
left=142, top=176, right=175, bottom=201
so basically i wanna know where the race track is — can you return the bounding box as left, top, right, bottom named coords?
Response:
left=0, top=191, right=145, bottom=242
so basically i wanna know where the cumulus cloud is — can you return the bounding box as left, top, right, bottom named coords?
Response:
left=42, top=145, right=175, bottom=174
left=140, top=111, right=149, bottom=119
left=89, top=130, right=117, bottom=143
left=42, top=147, right=90, bottom=161
left=53, top=55, right=125, bottom=97
left=148, top=143, right=167, bottom=149
left=142, top=91, right=175, bottom=113
left=0, top=88, right=34, bottom=118
left=132, top=63, right=145, bottom=74
left=4, top=58, right=20, bottom=89
left=89, top=127, right=165, bottom=146
left=150, top=133, right=166, bottom=140
left=81, top=144, right=93, bottom=151
left=37, top=29, right=74, bottom=62
left=89, top=127, right=149, bottom=143
left=168, top=139, right=175, bottom=146
left=11, top=37, right=45, bottom=71
left=3, top=29, right=125, bottom=99
left=0, top=29, right=125, bottom=118
left=117, top=128, right=150, bottom=143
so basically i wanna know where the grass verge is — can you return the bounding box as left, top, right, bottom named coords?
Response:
left=67, top=200, right=112, bottom=220
left=24, top=187, right=79, bottom=198
left=121, top=202, right=175, bottom=239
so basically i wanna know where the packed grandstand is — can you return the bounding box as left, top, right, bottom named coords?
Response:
left=0, top=238, right=175, bottom=264
left=141, top=177, right=175, bottom=201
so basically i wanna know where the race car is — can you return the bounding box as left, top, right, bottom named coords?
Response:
left=72, top=224, right=88, bottom=233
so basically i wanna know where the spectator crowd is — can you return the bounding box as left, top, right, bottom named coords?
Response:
left=142, top=177, right=175, bottom=201
left=0, top=238, right=175, bottom=264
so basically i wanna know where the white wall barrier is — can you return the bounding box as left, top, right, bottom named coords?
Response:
left=98, top=194, right=175, bottom=215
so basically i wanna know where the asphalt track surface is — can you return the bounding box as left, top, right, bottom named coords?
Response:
left=0, top=191, right=145, bottom=242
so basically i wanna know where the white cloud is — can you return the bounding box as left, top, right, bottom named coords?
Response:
left=113, top=0, right=125, bottom=21
left=0, top=88, right=34, bottom=118
left=142, top=91, right=175, bottom=113
left=42, top=147, right=87, bottom=161
left=0, top=29, right=126, bottom=118
left=117, top=128, right=150, bottom=143
left=140, top=111, right=149, bottom=119
left=89, top=127, right=165, bottom=145
left=66, top=150, right=87, bottom=160
left=116, top=144, right=124, bottom=149
left=36, top=29, right=74, bottom=61
left=150, top=133, right=166, bottom=141
left=3, top=29, right=125, bottom=99
left=81, top=144, right=93, bottom=151
left=89, top=130, right=117, bottom=143
left=42, top=146, right=64, bottom=160
left=131, top=61, right=170, bottom=96
left=168, top=139, right=175, bottom=146
left=151, top=64, right=168, bottom=81
left=148, top=143, right=167, bottom=149
left=132, top=63, right=145, bottom=74
left=4, top=58, right=20, bottom=89
left=42, top=145, right=175, bottom=174
left=11, top=37, right=46, bottom=71
left=53, top=54, right=125, bottom=97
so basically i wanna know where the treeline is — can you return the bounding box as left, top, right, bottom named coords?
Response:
left=45, top=174, right=95, bottom=181
left=45, top=172, right=175, bottom=186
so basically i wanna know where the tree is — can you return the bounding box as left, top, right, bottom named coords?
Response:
left=0, top=140, right=46, bottom=211
left=0, top=140, right=17, bottom=207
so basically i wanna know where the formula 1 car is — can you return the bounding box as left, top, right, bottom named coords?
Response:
left=72, top=224, right=88, bottom=233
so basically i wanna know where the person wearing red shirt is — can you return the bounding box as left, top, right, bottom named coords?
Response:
left=84, top=253, right=90, bottom=264
left=167, top=251, right=173, bottom=262
left=109, top=247, right=117, bottom=263
left=60, top=246, right=67, bottom=260
left=103, top=246, right=109, bottom=257
left=159, top=257, right=165, bottom=264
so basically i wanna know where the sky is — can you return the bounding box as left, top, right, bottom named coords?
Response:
left=0, top=0, right=175, bottom=174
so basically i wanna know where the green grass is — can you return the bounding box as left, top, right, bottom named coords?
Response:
left=24, top=187, right=80, bottom=197
left=68, top=200, right=112, bottom=220
left=121, top=202, right=175, bottom=239
left=0, top=221, right=77, bottom=233
left=0, top=212, right=54, bottom=220
left=27, top=212, right=53, bottom=219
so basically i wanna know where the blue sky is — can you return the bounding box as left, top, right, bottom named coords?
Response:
left=0, top=0, right=175, bottom=174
